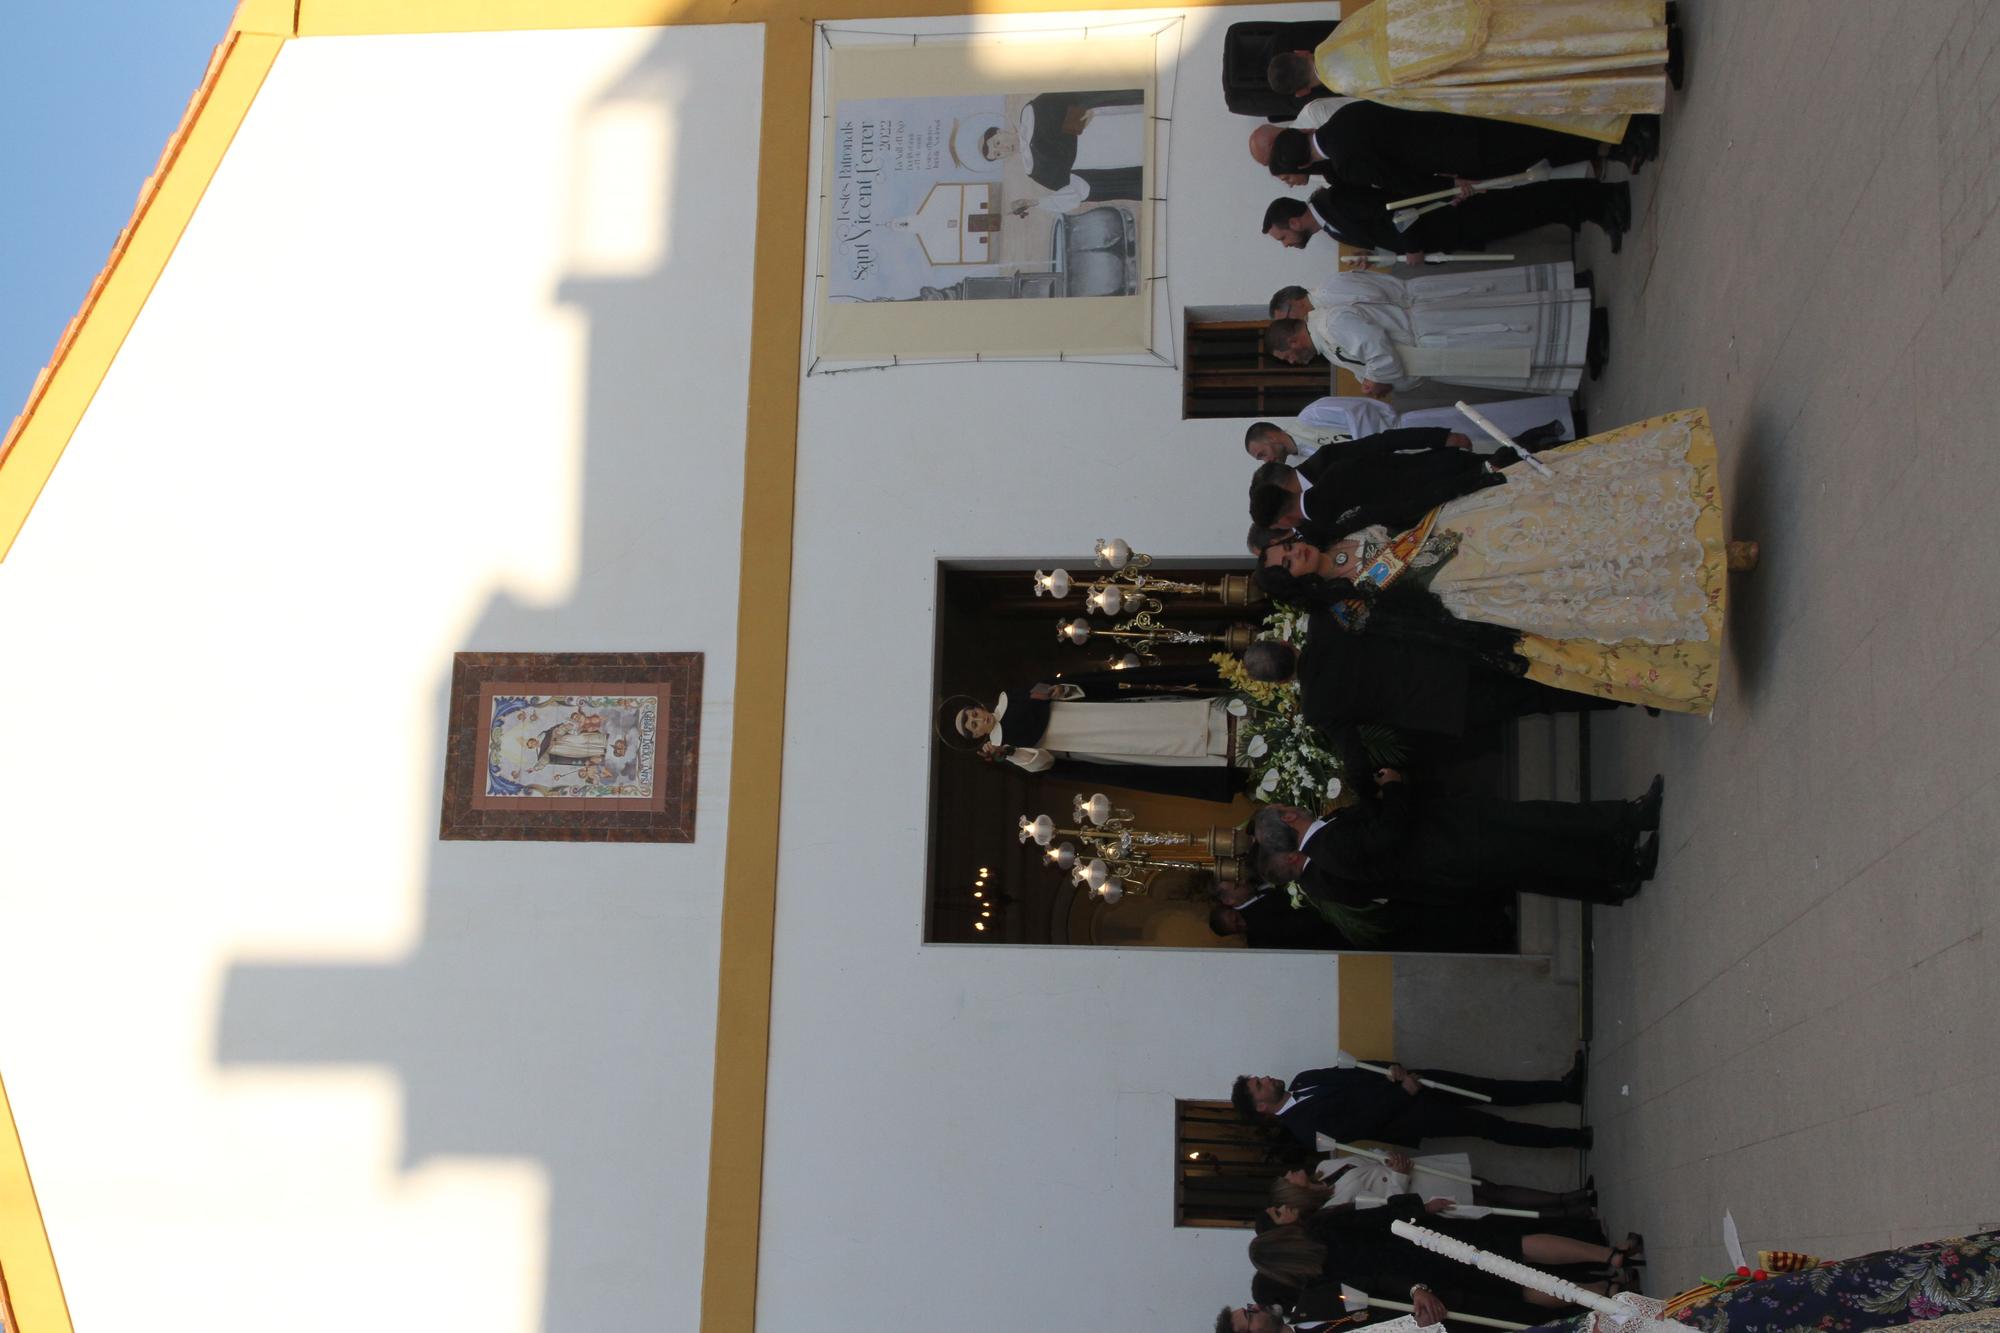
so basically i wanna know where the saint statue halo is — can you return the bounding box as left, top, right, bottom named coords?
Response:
left=947, top=113, right=1007, bottom=175
left=934, top=693, right=992, bottom=753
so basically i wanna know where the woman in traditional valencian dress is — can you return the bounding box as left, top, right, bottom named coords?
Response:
left=1254, top=409, right=1746, bottom=715
left=1310, top=0, right=1675, bottom=145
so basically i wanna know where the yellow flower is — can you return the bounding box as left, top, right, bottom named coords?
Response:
left=1210, top=652, right=1285, bottom=707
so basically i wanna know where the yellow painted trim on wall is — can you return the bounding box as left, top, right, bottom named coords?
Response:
left=296, top=0, right=1236, bottom=34
left=229, top=0, right=300, bottom=37
left=1337, top=955, right=1395, bottom=1059
left=0, top=1074, right=72, bottom=1333
left=695, top=15, right=811, bottom=1331
left=0, top=30, right=283, bottom=562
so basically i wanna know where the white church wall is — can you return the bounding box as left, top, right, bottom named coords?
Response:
left=764, top=6, right=1352, bottom=1328
left=0, top=24, right=762, bottom=1333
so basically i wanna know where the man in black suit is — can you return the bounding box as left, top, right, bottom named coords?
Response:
left=1261, top=180, right=1630, bottom=256
left=1230, top=1056, right=1588, bottom=1151
left=1253, top=770, right=1663, bottom=910
left=1209, top=880, right=1353, bottom=950
left=1243, top=631, right=1618, bottom=753
left=1219, top=859, right=1517, bottom=953
left=1249, top=425, right=1503, bottom=540
left=1209, top=899, right=1350, bottom=950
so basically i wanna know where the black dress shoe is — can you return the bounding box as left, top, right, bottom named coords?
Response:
left=1611, top=119, right=1659, bottom=173
left=1667, top=24, right=1685, bottom=90
left=1561, top=1048, right=1590, bottom=1103
left=1515, top=420, right=1568, bottom=450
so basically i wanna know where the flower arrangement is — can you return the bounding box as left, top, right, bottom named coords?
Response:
left=1213, top=603, right=1408, bottom=947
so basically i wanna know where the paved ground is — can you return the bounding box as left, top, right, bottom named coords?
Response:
left=1574, top=0, right=2000, bottom=1292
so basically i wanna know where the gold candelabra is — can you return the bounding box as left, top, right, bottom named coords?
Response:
left=1057, top=615, right=1257, bottom=659
left=1018, top=797, right=1253, bottom=902
left=1030, top=536, right=1265, bottom=612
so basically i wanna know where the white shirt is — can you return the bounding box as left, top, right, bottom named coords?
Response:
left=1297, top=395, right=1399, bottom=443
left=1281, top=438, right=1323, bottom=466
left=1293, top=96, right=1358, bottom=133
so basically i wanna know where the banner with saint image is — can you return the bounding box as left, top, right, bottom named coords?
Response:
left=815, top=37, right=1158, bottom=360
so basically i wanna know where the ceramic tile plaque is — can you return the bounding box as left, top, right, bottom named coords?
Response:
left=440, top=652, right=701, bottom=842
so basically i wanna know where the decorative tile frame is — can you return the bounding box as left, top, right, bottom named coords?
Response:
left=440, top=652, right=702, bottom=842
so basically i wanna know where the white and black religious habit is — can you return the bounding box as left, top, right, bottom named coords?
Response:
left=1304, top=264, right=1590, bottom=394
left=986, top=677, right=1238, bottom=802
left=1302, top=101, right=1600, bottom=199
left=1302, top=180, right=1621, bottom=256
left=1015, top=90, right=1146, bottom=214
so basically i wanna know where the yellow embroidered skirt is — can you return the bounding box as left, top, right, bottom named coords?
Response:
left=1490, top=409, right=1728, bottom=714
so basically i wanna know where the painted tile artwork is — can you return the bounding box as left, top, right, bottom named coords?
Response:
left=485, top=694, right=659, bottom=799
left=440, top=652, right=702, bottom=842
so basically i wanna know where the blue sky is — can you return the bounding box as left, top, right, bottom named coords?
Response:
left=1, top=3, right=238, bottom=422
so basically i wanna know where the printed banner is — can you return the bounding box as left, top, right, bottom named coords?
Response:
left=815, top=37, right=1158, bottom=359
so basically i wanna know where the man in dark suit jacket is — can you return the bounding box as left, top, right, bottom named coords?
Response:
left=1244, top=627, right=1619, bottom=751
left=1255, top=772, right=1663, bottom=910
left=1209, top=884, right=1354, bottom=950
left=1251, top=424, right=1505, bottom=541
left=1223, top=857, right=1518, bottom=953
left=1231, top=1056, right=1587, bottom=1152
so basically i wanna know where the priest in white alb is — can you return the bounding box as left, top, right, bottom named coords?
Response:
left=1265, top=263, right=1600, bottom=395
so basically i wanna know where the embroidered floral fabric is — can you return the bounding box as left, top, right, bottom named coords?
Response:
left=1521, top=1233, right=2000, bottom=1333
left=1429, top=410, right=1715, bottom=646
